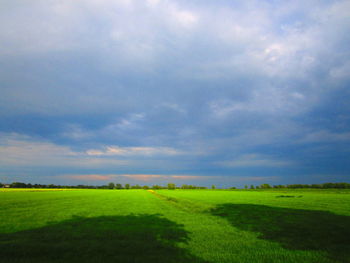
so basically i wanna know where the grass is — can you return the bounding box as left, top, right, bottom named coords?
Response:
left=0, top=189, right=349, bottom=263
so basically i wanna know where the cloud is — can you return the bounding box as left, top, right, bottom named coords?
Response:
left=329, top=61, right=350, bottom=80
left=86, top=146, right=182, bottom=157
left=209, top=87, right=308, bottom=118
left=67, top=174, right=112, bottom=181
left=0, top=133, right=129, bottom=168
left=0, top=0, right=349, bottom=185
left=59, top=173, right=209, bottom=182
left=170, top=8, right=198, bottom=28
left=118, top=174, right=211, bottom=181
left=119, top=174, right=163, bottom=181
left=218, top=154, right=294, bottom=168
left=299, top=130, right=350, bottom=143
left=170, top=175, right=203, bottom=180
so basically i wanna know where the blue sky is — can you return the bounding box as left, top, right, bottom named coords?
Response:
left=1, top=0, right=349, bottom=187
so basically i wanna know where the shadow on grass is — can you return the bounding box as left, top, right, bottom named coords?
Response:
left=211, top=204, right=350, bottom=262
left=0, top=214, right=207, bottom=263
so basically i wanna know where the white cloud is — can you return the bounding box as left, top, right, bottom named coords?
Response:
left=0, top=133, right=128, bottom=168
left=61, top=124, right=94, bottom=140
left=217, top=154, right=293, bottom=168
left=1, top=0, right=348, bottom=87
left=159, top=103, right=187, bottom=113
left=299, top=130, right=350, bottom=143
left=329, top=61, right=350, bottom=80
left=86, top=145, right=182, bottom=156
left=170, top=8, right=198, bottom=28
left=0, top=1, right=346, bottom=65
left=209, top=87, right=308, bottom=118
left=62, top=173, right=208, bottom=182
left=111, top=113, right=146, bottom=131
left=0, top=133, right=188, bottom=172
left=146, top=0, right=161, bottom=7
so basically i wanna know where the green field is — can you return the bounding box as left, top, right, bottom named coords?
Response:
left=1, top=189, right=349, bottom=263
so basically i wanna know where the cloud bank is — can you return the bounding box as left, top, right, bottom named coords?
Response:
left=1, top=0, right=349, bottom=186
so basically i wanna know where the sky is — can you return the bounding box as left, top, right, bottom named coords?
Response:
left=0, top=0, right=350, bottom=187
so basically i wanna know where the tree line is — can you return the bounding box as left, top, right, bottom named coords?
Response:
left=245, top=182, right=350, bottom=189
left=0, top=182, right=207, bottom=190
left=1, top=182, right=349, bottom=189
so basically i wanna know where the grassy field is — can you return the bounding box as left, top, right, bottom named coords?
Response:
left=0, top=189, right=349, bottom=263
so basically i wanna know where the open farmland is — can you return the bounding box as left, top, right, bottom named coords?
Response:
left=1, top=189, right=349, bottom=263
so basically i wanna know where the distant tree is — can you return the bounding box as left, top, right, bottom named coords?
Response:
left=287, top=184, right=306, bottom=189
left=244, top=185, right=248, bottom=189
left=256, top=185, right=260, bottom=189
left=108, top=182, right=115, bottom=189
left=10, top=182, right=27, bottom=188
left=124, top=184, right=130, bottom=189
left=0, top=182, right=3, bottom=188
left=142, top=185, right=149, bottom=190
left=167, top=183, right=176, bottom=190
left=211, top=185, right=216, bottom=190
left=260, top=184, right=272, bottom=189
left=131, top=184, right=141, bottom=189
left=273, top=184, right=285, bottom=188
left=152, top=185, right=162, bottom=189
left=250, top=185, right=255, bottom=189
left=229, top=186, right=236, bottom=189
left=283, top=183, right=350, bottom=189
left=115, top=183, right=123, bottom=189
left=180, top=184, right=207, bottom=189
left=311, top=184, right=321, bottom=188
left=333, top=182, right=350, bottom=189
